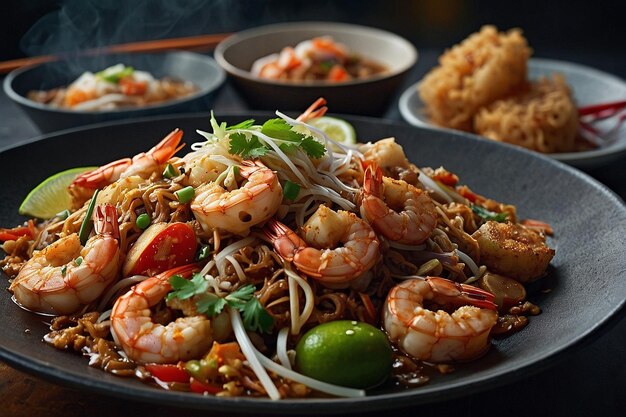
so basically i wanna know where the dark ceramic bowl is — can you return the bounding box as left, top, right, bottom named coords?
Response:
left=3, top=51, right=225, bottom=133
left=215, top=22, right=417, bottom=115
left=1, top=113, right=625, bottom=414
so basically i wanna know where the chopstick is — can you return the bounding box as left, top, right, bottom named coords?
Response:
left=0, top=32, right=232, bottom=74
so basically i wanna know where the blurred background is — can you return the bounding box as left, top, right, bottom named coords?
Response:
left=2, top=0, right=624, bottom=74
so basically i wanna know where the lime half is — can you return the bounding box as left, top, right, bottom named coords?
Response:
left=308, top=116, right=357, bottom=146
left=19, top=166, right=97, bottom=219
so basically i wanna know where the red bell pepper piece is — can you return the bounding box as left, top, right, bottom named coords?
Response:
left=189, top=378, right=221, bottom=394
left=145, top=364, right=190, bottom=383
left=0, top=223, right=35, bottom=242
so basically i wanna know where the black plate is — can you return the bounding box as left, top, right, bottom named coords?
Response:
left=1, top=114, right=625, bottom=414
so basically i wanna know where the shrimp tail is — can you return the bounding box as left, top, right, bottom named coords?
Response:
left=155, top=263, right=201, bottom=283
left=264, top=219, right=306, bottom=262
left=363, top=163, right=383, bottom=197
left=71, top=158, right=132, bottom=190
left=141, top=128, right=185, bottom=165
left=94, top=204, right=120, bottom=240
left=297, top=97, right=328, bottom=122
left=426, top=277, right=498, bottom=311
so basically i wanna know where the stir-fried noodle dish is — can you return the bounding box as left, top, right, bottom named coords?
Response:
left=27, top=64, right=198, bottom=111
left=251, top=36, right=387, bottom=83
left=0, top=99, right=555, bottom=399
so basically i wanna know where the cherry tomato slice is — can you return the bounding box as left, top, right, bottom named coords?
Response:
left=123, top=222, right=197, bottom=277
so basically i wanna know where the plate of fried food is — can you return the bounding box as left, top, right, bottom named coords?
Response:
left=399, top=26, right=626, bottom=169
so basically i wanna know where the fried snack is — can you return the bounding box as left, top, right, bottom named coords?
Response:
left=474, top=74, right=579, bottom=153
left=419, top=25, right=531, bottom=131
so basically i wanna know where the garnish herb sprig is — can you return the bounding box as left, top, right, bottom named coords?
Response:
left=167, top=273, right=273, bottom=333
left=204, top=113, right=326, bottom=160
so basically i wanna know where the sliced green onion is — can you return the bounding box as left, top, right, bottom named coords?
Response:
left=283, top=180, right=301, bottom=201
left=96, top=64, right=134, bottom=83
left=56, top=209, right=71, bottom=220
left=136, top=213, right=151, bottom=230
left=61, top=265, right=67, bottom=276
left=175, top=186, right=195, bottom=204
left=163, top=163, right=179, bottom=179
left=471, top=204, right=508, bottom=223
left=196, top=245, right=211, bottom=261
left=78, top=189, right=100, bottom=245
left=75, top=256, right=83, bottom=266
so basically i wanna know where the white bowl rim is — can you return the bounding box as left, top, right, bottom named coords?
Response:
left=3, top=50, right=226, bottom=115
left=215, top=21, right=418, bottom=88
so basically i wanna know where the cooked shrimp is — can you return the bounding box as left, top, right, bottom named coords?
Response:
left=10, top=205, right=120, bottom=315
left=384, top=277, right=498, bottom=363
left=265, top=205, right=380, bottom=285
left=64, top=72, right=110, bottom=107
left=360, top=164, right=437, bottom=245
left=95, top=175, right=145, bottom=208
left=252, top=47, right=304, bottom=80
left=68, top=129, right=184, bottom=208
left=361, top=138, right=410, bottom=171
left=110, top=264, right=222, bottom=364
left=191, top=160, right=283, bottom=236
left=251, top=37, right=349, bottom=81
left=472, top=221, right=555, bottom=283
left=301, top=37, right=348, bottom=62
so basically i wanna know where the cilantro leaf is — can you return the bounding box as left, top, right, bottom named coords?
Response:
left=299, top=136, right=326, bottom=158
left=227, top=117, right=326, bottom=160
left=471, top=204, right=508, bottom=223
left=279, top=142, right=300, bottom=154
left=261, top=118, right=326, bottom=158
left=228, top=132, right=249, bottom=155
left=228, top=132, right=269, bottom=159
left=166, top=274, right=271, bottom=331
left=167, top=273, right=208, bottom=301
left=261, top=118, right=304, bottom=142
left=241, top=297, right=274, bottom=333
left=196, top=293, right=227, bottom=317
left=245, top=136, right=270, bottom=158
left=224, top=284, right=255, bottom=309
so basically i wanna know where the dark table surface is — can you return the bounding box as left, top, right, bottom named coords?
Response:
left=1, top=49, right=625, bottom=417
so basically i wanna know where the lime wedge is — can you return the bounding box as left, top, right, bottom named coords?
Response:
left=19, top=167, right=97, bottom=219
left=308, top=116, right=357, bottom=146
